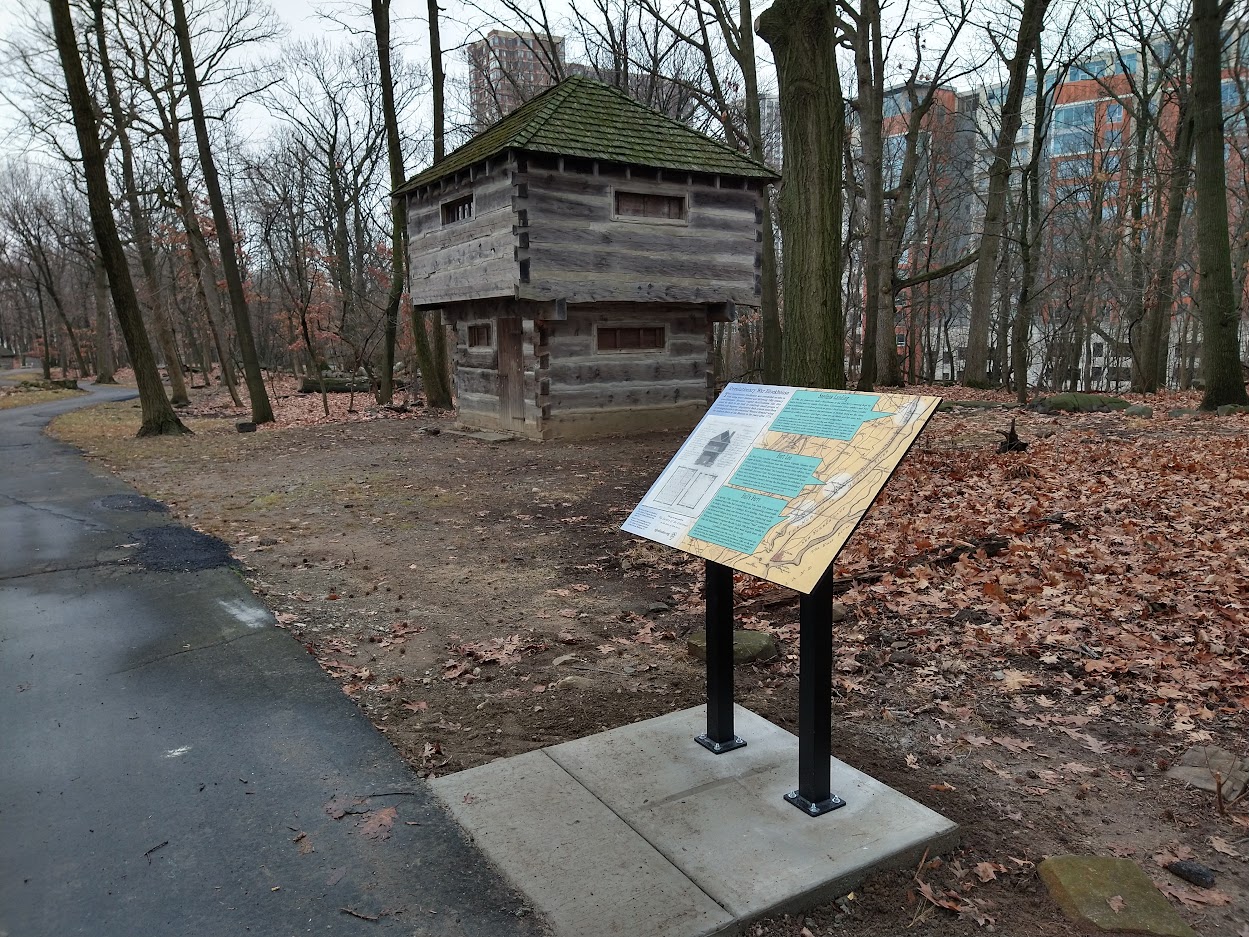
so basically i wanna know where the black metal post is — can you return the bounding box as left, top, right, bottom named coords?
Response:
left=696, top=560, right=746, bottom=754
left=784, top=567, right=846, bottom=816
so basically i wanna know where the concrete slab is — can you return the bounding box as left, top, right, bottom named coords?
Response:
left=433, top=706, right=958, bottom=937
left=547, top=706, right=959, bottom=921
left=430, top=750, right=734, bottom=937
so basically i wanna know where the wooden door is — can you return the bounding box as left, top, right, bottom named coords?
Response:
left=497, top=317, right=526, bottom=428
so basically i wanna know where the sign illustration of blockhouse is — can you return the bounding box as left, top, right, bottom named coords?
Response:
left=396, top=76, right=777, bottom=440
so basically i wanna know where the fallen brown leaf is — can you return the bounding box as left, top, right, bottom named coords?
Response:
left=992, top=736, right=1036, bottom=754
left=1154, top=879, right=1233, bottom=908
left=1208, top=836, right=1243, bottom=858
left=974, top=861, right=1007, bottom=882
left=359, top=805, right=398, bottom=841
left=1107, top=895, right=1125, bottom=913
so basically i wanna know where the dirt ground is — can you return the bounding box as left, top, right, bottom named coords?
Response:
left=49, top=380, right=1249, bottom=937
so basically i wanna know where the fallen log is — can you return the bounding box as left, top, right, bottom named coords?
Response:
left=297, top=376, right=405, bottom=394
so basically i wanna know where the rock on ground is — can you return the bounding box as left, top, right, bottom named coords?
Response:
left=1038, top=855, right=1196, bottom=937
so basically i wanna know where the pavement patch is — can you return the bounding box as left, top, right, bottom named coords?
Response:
left=98, top=494, right=169, bottom=513
left=132, top=525, right=236, bottom=572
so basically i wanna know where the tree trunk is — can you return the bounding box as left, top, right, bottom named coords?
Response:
left=853, top=0, right=883, bottom=390
left=1138, top=108, right=1195, bottom=391
left=45, top=280, right=89, bottom=378
left=35, top=281, right=52, bottom=380
left=90, top=0, right=187, bottom=404
left=169, top=0, right=273, bottom=424
left=962, top=0, right=1049, bottom=386
left=427, top=0, right=445, bottom=163
left=1191, top=0, right=1247, bottom=408
left=734, top=0, right=782, bottom=384
left=179, top=203, right=244, bottom=407
left=49, top=0, right=187, bottom=435
left=758, top=0, right=845, bottom=388
left=386, top=0, right=450, bottom=408
left=92, top=252, right=116, bottom=383
left=1012, top=50, right=1046, bottom=405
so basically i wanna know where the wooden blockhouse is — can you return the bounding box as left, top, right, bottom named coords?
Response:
left=396, top=76, right=776, bottom=440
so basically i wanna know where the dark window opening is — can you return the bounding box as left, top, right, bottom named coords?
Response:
left=598, top=326, right=665, bottom=352
left=441, top=195, right=473, bottom=225
left=468, top=324, right=492, bottom=347
left=614, top=191, right=687, bottom=221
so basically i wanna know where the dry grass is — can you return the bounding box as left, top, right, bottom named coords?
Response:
left=0, top=386, right=86, bottom=410
left=49, top=400, right=238, bottom=456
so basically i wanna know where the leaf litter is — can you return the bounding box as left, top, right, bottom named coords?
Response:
left=51, top=385, right=1249, bottom=936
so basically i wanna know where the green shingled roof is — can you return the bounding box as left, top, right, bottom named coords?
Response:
left=395, top=76, right=776, bottom=194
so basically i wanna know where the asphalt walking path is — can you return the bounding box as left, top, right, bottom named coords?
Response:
left=0, top=383, right=546, bottom=937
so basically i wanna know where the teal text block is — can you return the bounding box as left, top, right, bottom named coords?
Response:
left=770, top=391, right=893, bottom=440
left=689, top=487, right=788, bottom=555
left=729, top=448, right=823, bottom=498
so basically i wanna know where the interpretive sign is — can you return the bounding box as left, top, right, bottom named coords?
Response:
left=622, top=384, right=941, bottom=594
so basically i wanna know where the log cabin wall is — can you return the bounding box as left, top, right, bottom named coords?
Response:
left=406, top=157, right=518, bottom=307
left=514, top=155, right=764, bottom=307
left=540, top=303, right=711, bottom=439
left=452, top=314, right=545, bottom=438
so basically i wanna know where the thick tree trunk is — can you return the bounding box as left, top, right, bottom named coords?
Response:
left=1191, top=0, right=1247, bottom=408
left=963, top=0, right=1048, bottom=386
left=758, top=0, right=845, bottom=388
left=49, top=0, right=187, bottom=435
left=170, top=0, right=272, bottom=424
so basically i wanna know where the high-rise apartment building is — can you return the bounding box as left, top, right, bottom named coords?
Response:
left=467, top=30, right=566, bottom=132
left=873, top=30, right=1249, bottom=391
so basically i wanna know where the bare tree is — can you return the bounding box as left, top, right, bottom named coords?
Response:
left=373, top=0, right=451, bottom=407
left=168, top=0, right=273, bottom=423
left=962, top=0, right=1050, bottom=387
left=48, top=0, right=187, bottom=434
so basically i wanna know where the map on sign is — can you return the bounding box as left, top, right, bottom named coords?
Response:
left=621, top=384, right=941, bottom=593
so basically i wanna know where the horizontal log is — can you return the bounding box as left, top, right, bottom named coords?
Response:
left=527, top=220, right=756, bottom=254
left=518, top=277, right=758, bottom=305
left=297, top=376, right=400, bottom=393
left=456, top=367, right=499, bottom=396
left=523, top=189, right=612, bottom=223
left=550, top=381, right=705, bottom=410
left=549, top=355, right=707, bottom=384
left=409, top=209, right=513, bottom=253
left=688, top=187, right=763, bottom=211
left=459, top=348, right=498, bottom=370
left=527, top=244, right=753, bottom=281
left=541, top=400, right=706, bottom=439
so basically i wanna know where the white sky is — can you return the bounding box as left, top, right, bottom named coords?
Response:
left=0, top=0, right=781, bottom=164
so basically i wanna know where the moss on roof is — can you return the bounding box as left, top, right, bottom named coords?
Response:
left=396, top=76, right=776, bottom=194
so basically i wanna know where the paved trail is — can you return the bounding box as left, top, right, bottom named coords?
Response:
left=0, top=384, right=544, bottom=937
